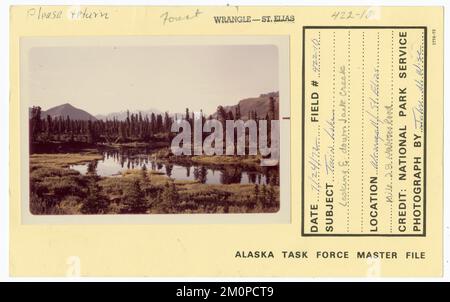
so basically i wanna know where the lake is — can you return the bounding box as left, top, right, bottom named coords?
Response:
left=69, top=148, right=278, bottom=185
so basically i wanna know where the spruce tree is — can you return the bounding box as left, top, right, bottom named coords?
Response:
left=261, top=184, right=267, bottom=207
left=254, top=184, right=260, bottom=205
left=123, top=179, right=145, bottom=213
left=267, top=185, right=277, bottom=207
left=141, top=164, right=148, bottom=181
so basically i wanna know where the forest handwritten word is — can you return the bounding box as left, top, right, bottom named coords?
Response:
left=171, top=116, right=280, bottom=166
left=160, top=9, right=202, bottom=25
left=26, top=7, right=109, bottom=21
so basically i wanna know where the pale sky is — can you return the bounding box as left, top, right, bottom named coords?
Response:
left=28, top=45, right=278, bottom=115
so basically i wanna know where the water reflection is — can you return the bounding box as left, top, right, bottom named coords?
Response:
left=69, top=148, right=279, bottom=185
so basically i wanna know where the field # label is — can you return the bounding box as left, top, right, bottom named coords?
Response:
left=302, top=27, right=426, bottom=236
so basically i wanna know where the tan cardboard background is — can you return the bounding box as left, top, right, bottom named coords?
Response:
left=10, top=6, right=443, bottom=277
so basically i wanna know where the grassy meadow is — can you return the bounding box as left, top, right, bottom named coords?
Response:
left=29, top=151, right=280, bottom=215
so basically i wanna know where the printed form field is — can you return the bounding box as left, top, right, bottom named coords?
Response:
left=302, top=27, right=426, bottom=236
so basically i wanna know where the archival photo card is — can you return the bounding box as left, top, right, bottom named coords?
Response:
left=20, top=35, right=291, bottom=224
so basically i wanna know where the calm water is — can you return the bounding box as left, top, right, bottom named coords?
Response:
left=69, top=148, right=278, bottom=185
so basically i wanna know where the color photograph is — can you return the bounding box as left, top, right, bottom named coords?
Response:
left=25, top=40, right=282, bottom=215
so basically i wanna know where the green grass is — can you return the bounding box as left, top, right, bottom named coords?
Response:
left=190, top=155, right=260, bottom=166
left=29, top=152, right=279, bottom=215
left=150, top=147, right=262, bottom=167
left=30, top=152, right=103, bottom=168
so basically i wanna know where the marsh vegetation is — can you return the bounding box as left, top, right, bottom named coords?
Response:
left=29, top=94, right=280, bottom=215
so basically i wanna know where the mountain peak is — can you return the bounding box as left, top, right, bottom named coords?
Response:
left=212, top=92, right=279, bottom=120
left=42, top=103, right=96, bottom=121
left=95, top=108, right=163, bottom=121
